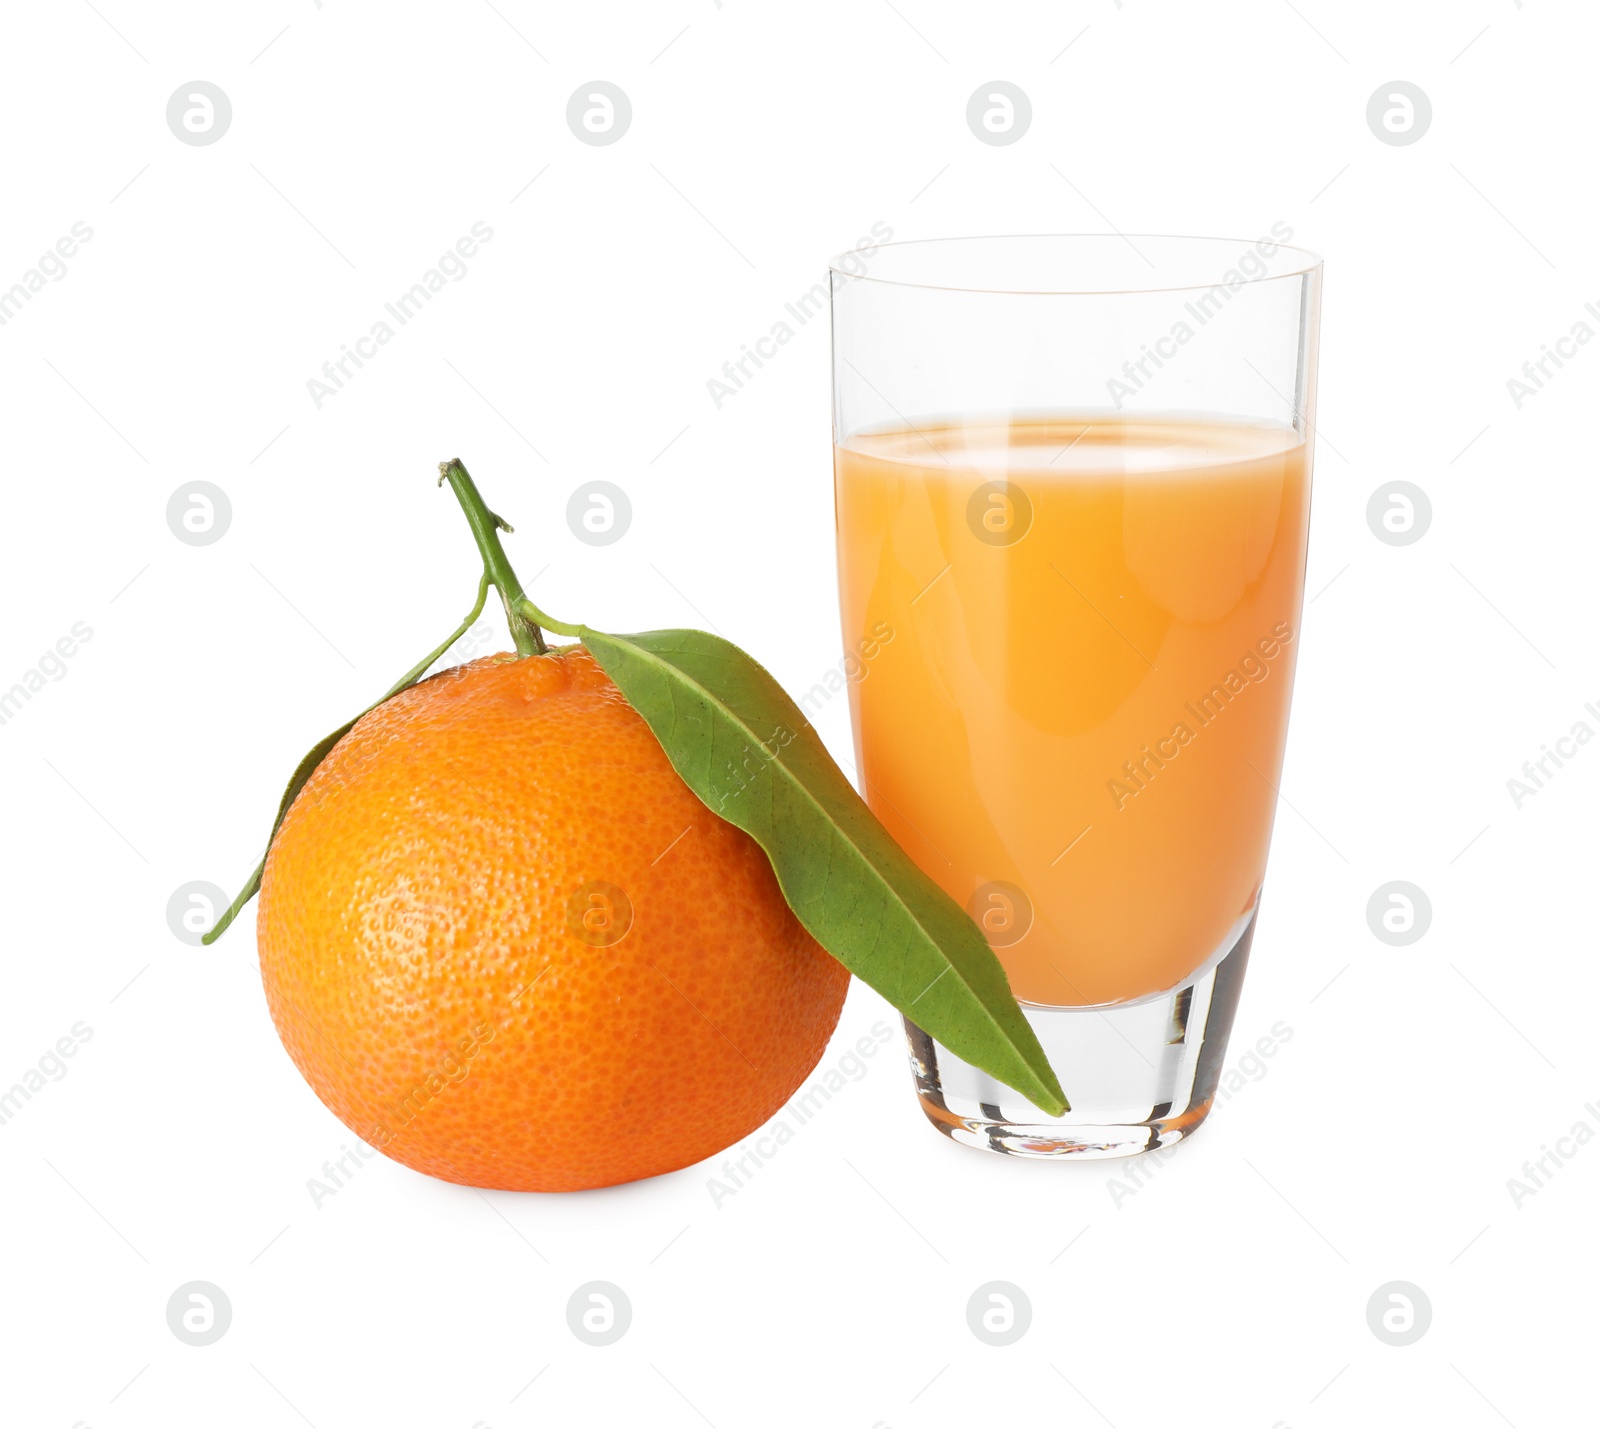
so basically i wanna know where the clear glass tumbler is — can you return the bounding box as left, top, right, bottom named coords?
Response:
left=829, top=234, right=1322, bottom=1158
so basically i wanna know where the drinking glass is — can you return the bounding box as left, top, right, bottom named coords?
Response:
left=829, top=234, right=1322, bottom=1157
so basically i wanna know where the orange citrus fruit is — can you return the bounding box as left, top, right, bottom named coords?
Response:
left=256, top=645, right=850, bottom=1191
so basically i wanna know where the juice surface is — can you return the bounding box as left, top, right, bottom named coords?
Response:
left=834, top=417, right=1311, bottom=1007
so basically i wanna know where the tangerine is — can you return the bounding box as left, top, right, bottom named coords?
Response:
left=256, top=645, right=850, bottom=1191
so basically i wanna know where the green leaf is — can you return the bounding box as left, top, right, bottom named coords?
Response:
left=580, top=626, right=1069, bottom=1116
left=200, top=720, right=361, bottom=946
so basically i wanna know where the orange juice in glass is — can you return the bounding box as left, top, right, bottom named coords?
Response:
left=829, top=237, right=1321, bottom=1157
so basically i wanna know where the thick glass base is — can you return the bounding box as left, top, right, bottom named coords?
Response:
left=904, top=906, right=1257, bottom=1160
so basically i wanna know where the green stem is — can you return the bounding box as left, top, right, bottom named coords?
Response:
left=387, top=575, right=490, bottom=696
left=438, top=458, right=547, bottom=657
left=204, top=462, right=583, bottom=947
left=517, top=596, right=584, bottom=640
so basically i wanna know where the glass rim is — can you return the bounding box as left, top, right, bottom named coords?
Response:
left=827, top=232, right=1324, bottom=298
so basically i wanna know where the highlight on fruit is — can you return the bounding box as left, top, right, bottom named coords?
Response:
left=205, top=458, right=1065, bottom=1192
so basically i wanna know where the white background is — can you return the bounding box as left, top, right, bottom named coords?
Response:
left=1, top=2, right=1594, bottom=1425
